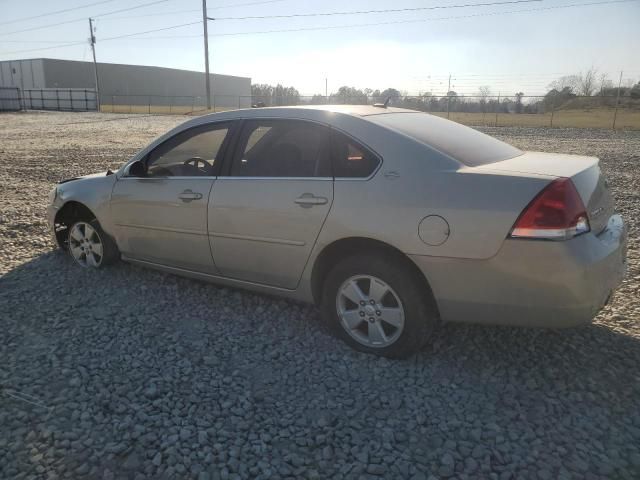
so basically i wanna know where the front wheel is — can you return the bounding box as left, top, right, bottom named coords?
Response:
left=321, top=254, right=437, bottom=358
left=68, top=219, right=119, bottom=268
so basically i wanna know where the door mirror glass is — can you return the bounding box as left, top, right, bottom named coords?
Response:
left=128, top=160, right=147, bottom=177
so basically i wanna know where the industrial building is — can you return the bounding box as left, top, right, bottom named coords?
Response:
left=0, top=58, right=252, bottom=110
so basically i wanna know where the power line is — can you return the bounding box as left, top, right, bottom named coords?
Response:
left=93, top=0, right=175, bottom=18
left=0, top=0, right=117, bottom=26
left=210, top=0, right=287, bottom=10
left=0, top=20, right=202, bottom=54
left=206, top=0, right=639, bottom=36
left=0, top=41, right=88, bottom=55
left=0, top=0, right=635, bottom=54
left=210, top=0, right=543, bottom=21
left=99, top=21, right=201, bottom=41
left=0, top=0, right=175, bottom=37
left=88, top=0, right=288, bottom=22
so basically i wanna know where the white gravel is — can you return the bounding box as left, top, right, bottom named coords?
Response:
left=1, top=111, right=639, bottom=480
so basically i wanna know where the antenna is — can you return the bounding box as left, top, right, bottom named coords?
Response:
left=373, top=96, right=392, bottom=109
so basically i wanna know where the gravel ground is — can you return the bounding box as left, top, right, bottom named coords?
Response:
left=1, top=111, right=639, bottom=480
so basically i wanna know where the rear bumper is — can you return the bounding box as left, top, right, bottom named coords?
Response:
left=410, top=214, right=627, bottom=328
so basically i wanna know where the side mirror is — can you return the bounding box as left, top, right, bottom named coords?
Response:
left=128, top=160, right=147, bottom=177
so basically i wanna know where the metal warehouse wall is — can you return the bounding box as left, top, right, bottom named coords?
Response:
left=0, top=59, right=251, bottom=109
left=42, top=59, right=251, bottom=108
left=0, top=59, right=46, bottom=90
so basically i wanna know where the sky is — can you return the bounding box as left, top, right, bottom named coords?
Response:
left=0, top=0, right=639, bottom=96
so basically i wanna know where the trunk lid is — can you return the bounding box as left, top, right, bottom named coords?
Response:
left=477, top=151, right=615, bottom=235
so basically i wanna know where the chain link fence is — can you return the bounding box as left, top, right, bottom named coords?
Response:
left=98, top=93, right=639, bottom=129
left=3, top=88, right=639, bottom=129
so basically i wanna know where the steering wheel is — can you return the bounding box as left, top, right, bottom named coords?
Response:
left=183, top=157, right=209, bottom=174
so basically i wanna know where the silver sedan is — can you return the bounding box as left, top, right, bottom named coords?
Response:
left=47, top=105, right=627, bottom=357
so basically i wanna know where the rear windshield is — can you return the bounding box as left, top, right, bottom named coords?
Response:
left=368, top=112, right=522, bottom=166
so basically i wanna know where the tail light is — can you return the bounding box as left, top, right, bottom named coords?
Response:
left=510, top=178, right=590, bottom=240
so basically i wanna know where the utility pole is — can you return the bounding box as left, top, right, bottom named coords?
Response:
left=612, top=70, right=623, bottom=130
left=325, top=77, right=328, bottom=100
left=446, top=73, right=451, bottom=119
left=88, top=18, right=101, bottom=111
left=202, top=0, right=212, bottom=110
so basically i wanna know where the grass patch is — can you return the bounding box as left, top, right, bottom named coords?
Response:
left=99, top=104, right=640, bottom=129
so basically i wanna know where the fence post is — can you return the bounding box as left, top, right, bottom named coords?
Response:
left=495, top=93, right=500, bottom=127
left=446, top=95, right=451, bottom=119
left=148, top=96, right=151, bottom=114
left=84, top=89, right=88, bottom=111
left=550, top=100, right=555, bottom=128
left=213, top=95, right=216, bottom=113
left=612, top=71, right=623, bottom=130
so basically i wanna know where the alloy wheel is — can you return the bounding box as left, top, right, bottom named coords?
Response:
left=69, top=222, right=104, bottom=268
left=336, top=275, right=405, bottom=348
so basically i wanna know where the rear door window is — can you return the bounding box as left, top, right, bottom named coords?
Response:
left=230, top=119, right=331, bottom=177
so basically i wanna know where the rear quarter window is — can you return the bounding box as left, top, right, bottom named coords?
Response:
left=331, top=130, right=380, bottom=178
left=368, top=112, right=522, bottom=167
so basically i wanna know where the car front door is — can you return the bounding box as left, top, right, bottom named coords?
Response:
left=208, top=119, right=334, bottom=289
left=111, top=122, right=234, bottom=273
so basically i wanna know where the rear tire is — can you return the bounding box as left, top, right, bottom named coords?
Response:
left=320, top=253, right=437, bottom=358
left=68, top=219, right=119, bottom=268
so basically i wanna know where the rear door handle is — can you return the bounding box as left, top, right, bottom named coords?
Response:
left=178, top=189, right=203, bottom=202
left=295, top=193, right=328, bottom=208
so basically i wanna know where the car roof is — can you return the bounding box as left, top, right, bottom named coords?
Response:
left=196, top=104, right=418, bottom=121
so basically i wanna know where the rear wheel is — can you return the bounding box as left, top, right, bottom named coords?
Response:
left=68, top=219, right=119, bottom=268
left=321, top=254, right=437, bottom=358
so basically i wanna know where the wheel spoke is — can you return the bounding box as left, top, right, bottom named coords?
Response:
left=90, top=241, right=103, bottom=257
left=70, top=244, right=84, bottom=260
left=86, top=252, right=98, bottom=268
left=84, top=224, right=95, bottom=242
left=379, top=307, right=403, bottom=328
left=70, top=226, right=84, bottom=242
left=341, top=310, right=364, bottom=330
left=368, top=278, right=389, bottom=304
left=368, top=321, right=387, bottom=345
left=341, top=280, right=367, bottom=305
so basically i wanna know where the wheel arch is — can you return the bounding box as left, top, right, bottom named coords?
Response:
left=310, top=237, right=438, bottom=313
left=53, top=201, right=98, bottom=248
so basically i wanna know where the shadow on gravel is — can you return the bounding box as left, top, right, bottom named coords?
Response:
left=1, top=251, right=639, bottom=392
left=2, top=251, right=639, bottom=479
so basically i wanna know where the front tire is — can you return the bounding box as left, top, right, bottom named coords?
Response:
left=68, top=219, right=119, bottom=268
left=321, top=254, right=437, bottom=358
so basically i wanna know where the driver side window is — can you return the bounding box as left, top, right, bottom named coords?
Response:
left=146, top=123, right=230, bottom=177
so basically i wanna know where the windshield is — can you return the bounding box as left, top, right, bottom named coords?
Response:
left=368, top=112, right=523, bottom=167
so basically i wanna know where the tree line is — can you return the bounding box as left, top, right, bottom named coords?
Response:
left=251, top=68, right=640, bottom=114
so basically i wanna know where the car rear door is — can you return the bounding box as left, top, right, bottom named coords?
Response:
left=208, top=118, right=334, bottom=289
left=110, top=121, right=235, bottom=273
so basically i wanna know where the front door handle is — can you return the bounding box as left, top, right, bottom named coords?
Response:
left=294, top=193, right=328, bottom=208
left=178, top=189, right=203, bottom=202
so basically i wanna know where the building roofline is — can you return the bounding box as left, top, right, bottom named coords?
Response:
left=0, top=57, right=250, bottom=81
